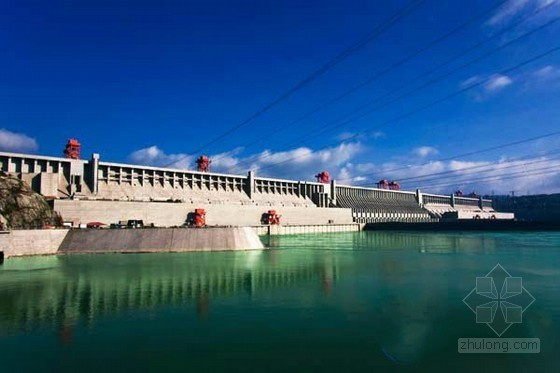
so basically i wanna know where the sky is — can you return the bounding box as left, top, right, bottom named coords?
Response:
left=2, top=0, right=560, bottom=195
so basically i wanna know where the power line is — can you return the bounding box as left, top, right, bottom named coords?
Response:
left=398, top=152, right=560, bottom=187
left=397, top=149, right=560, bottom=184
left=340, top=130, right=560, bottom=182
left=233, top=4, right=558, bottom=170
left=405, top=164, right=560, bottom=191
left=252, top=45, right=560, bottom=173
left=277, top=14, right=560, bottom=156
left=164, top=0, right=427, bottom=168
left=224, top=0, right=513, bottom=162
left=350, top=150, right=560, bottom=188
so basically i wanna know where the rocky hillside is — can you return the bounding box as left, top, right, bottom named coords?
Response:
left=0, top=172, right=62, bottom=229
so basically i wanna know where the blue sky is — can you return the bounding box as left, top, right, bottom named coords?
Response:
left=2, top=0, right=560, bottom=194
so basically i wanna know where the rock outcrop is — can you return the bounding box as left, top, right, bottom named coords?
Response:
left=0, top=172, right=62, bottom=229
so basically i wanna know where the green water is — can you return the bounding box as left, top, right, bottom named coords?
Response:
left=1, top=231, right=559, bottom=372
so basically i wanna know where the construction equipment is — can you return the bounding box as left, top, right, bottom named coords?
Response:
left=193, top=209, right=206, bottom=227
left=195, top=156, right=211, bottom=172
left=315, top=171, right=330, bottom=184
left=263, top=210, right=281, bottom=225
left=63, top=139, right=81, bottom=159
left=455, top=190, right=464, bottom=197
left=388, top=181, right=400, bottom=190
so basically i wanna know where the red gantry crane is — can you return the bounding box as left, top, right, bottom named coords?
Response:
left=195, top=155, right=211, bottom=172
left=376, top=179, right=400, bottom=190
left=63, top=139, right=81, bottom=159
left=388, top=181, right=400, bottom=190
left=315, top=171, right=330, bottom=184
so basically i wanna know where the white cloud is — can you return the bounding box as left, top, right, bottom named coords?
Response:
left=336, top=132, right=356, bottom=141
left=484, top=74, right=513, bottom=92
left=128, top=142, right=365, bottom=181
left=487, top=0, right=533, bottom=26
left=532, top=65, right=560, bottom=81
left=412, top=146, right=438, bottom=158
left=486, top=0, right=560, bottom=29
left=0, top=129, right=38, bottom=153
left=460, top=76, right=482, bottom=88
left=461, top=74, right=514, bottom=101
left=128, top=144, right=560, bottom=195
left=335, top=153, right=560, bottom=195
left=128, top=146, right=195, bottom=169
left=336, top=130, right=384, bottom=142
left=370, top=131, right=385, bottom=139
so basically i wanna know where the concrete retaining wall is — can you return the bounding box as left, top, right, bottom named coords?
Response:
left=0, top=227, right=263, bottom=257
left=59, top=227, right=263, bottom=253
left=0, top=229, right=69, bottom=257
left=252, top=224, right=362, bottom=236
left=53, top=200, right=354, bottom=227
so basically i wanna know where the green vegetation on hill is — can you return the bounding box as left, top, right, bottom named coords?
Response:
left=0, top=172, right=62, bottom=230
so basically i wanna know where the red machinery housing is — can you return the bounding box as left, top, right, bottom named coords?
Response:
left=388, top=181, right=400, bottom=190
left=376, top=179, right=400, bottom=190
left=315, top=171, right=330, bottom=184
left=376, top=179, right=389, bottom=189
left=264, top=210, right=281, bottom=225
left=63, top=139, right=81, bottom=159
left=193, top=209, right=206, bottom=227
left=196, top=156, right=211, bottom=172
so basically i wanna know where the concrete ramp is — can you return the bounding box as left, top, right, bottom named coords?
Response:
left=58, top=227, right=264, bottom=254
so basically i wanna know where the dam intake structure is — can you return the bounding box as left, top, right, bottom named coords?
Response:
left=0, top=150, right=513, bottom=229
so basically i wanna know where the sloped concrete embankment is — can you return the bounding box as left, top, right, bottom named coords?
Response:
left=1, top=227, right=264, bottom=258
left=58, top=227, right=264, bottom=254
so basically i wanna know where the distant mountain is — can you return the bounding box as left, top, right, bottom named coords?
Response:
left=491, top=194, right=560, bottom=222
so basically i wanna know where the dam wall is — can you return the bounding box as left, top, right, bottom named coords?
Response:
left=0, top=227, right=264, bottom=258
left=53, top=200, right=353, bottom=227
left=333, top=186, right=510, bottom=223
left=0, top=151, right=510, bottom=225
left=0, top=152, right=327, bottom=205
left=335, top=185, right=435, bottom=223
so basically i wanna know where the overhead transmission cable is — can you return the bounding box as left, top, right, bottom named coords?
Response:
left=404, top=163, right=560, bottom=191
left=231, top=1, right=555, bottom=170
left=281, top=15, right=560, bottom=150
left=340, top=130, right=560, bottom=183
left=251, top=45, right=560, bottom=173
left=226, top=0, right=513, bottom=160
left=353, top=150, right=560, bottom=188
left=240, top=11, right=559, bottom=170
left=163, top=0, right=427, bottom=168
left=396, top=149, right=560, bottom=184
left=229, top=0, right=518, bottom=168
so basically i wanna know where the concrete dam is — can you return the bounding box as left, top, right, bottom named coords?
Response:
left=0, top=150, right=513, bottom=230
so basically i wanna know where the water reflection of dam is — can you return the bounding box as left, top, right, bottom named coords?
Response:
left=0, top=250, right=342, bottom=330
left=0, top=231, right=505, bottom=332
left=0, top=232, right=552, bottom=371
